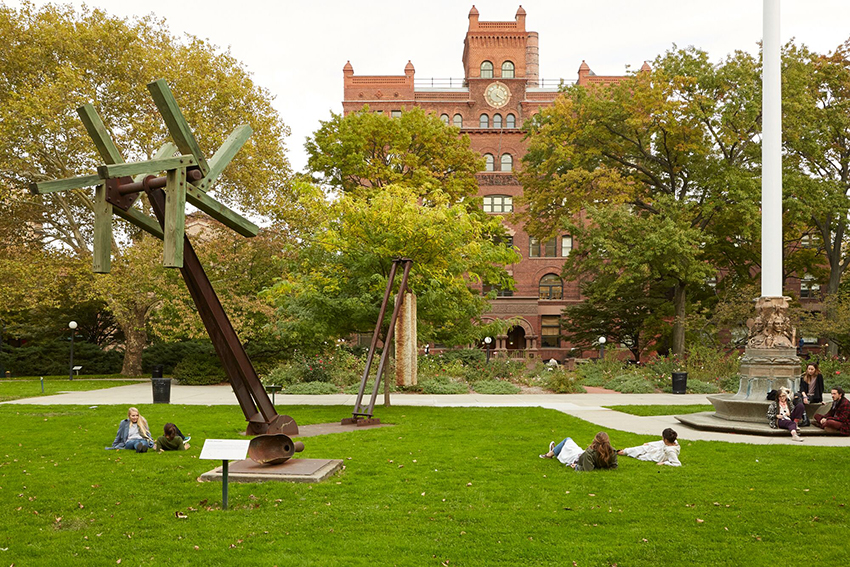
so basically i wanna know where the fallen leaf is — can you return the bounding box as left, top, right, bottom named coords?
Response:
left=117, top=560, right=121, bottom=564
left=696, top=518, right=704, bottom=524
left=466, top=483, right=472, bottom=487
left=588, top=494, right=596, bottom=497
left=194, top=546, right=199, bottom=550
left=175, top=511, right=188, bottom=519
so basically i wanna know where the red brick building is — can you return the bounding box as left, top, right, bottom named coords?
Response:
left=341, top=6, right=636, bottom=360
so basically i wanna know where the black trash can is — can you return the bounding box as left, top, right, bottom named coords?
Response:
left=152, top=365, right=171, bottom=404
left=672, top=372, right=687, bottom=394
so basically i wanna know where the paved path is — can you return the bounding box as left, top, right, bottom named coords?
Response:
left=4, top=383, right=849, bottom=447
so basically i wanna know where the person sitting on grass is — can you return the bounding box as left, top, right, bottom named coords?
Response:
left=539, top=431, right=618, bottom=471
left=767, top=387, right=805, bottom=442
left=106, top=406, right=154, bottom=452
left=617, top=428, right=682, bottom=466
left=812, top=387, right=850, bottom=436
left=154, top=422, right=190, bottom=452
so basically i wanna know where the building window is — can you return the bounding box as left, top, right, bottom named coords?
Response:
left=482, top=283, right=513, bottom=297
left=800, top=275, right=820, bottom=298
left=483, top=194, right=513, bottom=213
left=391, top=110, right=402, bottom=118
left=481, top=61, right=494, bottom=78
left=530, top=237, right=557, bottom=257
left=484, top=153, right=495, bottom=172
left=453, top=113, right=463, bottom=128
left=502, top=61, right=515, bottom=78
left=500, top=153, right=513, bottom=172
left=541, top=315, right=561, bottom=347
left=479, top=114, right=489, bottom=128
left=375, top=110, right=383, bottom=115
left=802, top=336, right=819, bottom=344
left=539, top=274, right=563, bottom=300
left=493, top=114, right=502, bottom=129
left=440, top=113, right=450, bottom=125
left=506, top=113, right=516, bottom=128
left=561, top=235, right=572, bottom=257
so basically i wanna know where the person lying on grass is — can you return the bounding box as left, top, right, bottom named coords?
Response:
left=617, top=428, right=682, bottom=466
left=767, top=387, right=805, bottom=442
left=812, top=387, right=850, bottom=436
left=154, top=422, right=191, bottom=452
left=538, top=431, right=618, bottom=471
left=106, top=406, right=154, bottom=452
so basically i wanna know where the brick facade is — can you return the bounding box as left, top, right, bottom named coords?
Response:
left=341, top=6, right=633, bottom=360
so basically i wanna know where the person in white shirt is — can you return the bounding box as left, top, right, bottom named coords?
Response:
left=617, top=428, right=682, bottom=466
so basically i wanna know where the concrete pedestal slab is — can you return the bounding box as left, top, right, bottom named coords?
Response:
left=200, top=458, right=343, bottom=483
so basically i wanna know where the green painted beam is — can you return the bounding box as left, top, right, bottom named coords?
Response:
left=97, top=155, right=197, bottom=180
left=195, top=124, right=252, bottom=192
left=185, top=184, right=259, bottom=237
left=77, top=104, right=124, bottom=165
left=163, top=168, right=187, bottom=268
left=93, top=184, right=112, bottom=273
left=29, top=174, right=101, bottom=195
left=113, top=207, right=164, bottom=240
left=147, top=79, right=209, bottom=176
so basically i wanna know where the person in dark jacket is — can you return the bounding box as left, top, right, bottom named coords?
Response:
left=539, top=431, right=618, bottom=471
left=799, top=363, right=825, bottom=404
left=106, top=407, right=154, bottom=452
left=813, top=387, right=850, bottom=435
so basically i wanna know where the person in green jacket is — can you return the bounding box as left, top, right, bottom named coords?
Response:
left=154, top=422, right=190, bottom=452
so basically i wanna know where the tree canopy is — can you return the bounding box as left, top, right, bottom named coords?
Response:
left=518, top=47, right=763, bottom=356
left=0, top=3, right=295, bottom=374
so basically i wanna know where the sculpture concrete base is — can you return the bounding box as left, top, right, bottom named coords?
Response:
left=676, top=412, right=836, bottom=435
left=706, top=394, right=826, bottom=424
left=200, top=458, right=343, bottom=483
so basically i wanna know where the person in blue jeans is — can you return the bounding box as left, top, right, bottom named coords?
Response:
left=106, top=407, right=154, bottom=452
left=539, top=431, right=618, bottom=471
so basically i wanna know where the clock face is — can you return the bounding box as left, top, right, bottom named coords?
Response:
left=485, top=82, right=511, bottom=108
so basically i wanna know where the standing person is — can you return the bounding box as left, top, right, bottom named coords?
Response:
left=106, top=407, right=154, bottom=452
left=618, top=428, right=682, bottom=466
left=539, top=431, right=618, bottom=471
left=767, top=387, right=805, bottom=442
left=812, top=387, right=850, bottom=436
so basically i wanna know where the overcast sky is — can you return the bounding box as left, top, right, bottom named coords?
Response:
left=7, top=1, right=850, bottom=172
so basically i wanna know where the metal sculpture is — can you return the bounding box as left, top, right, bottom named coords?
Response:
left=29, top=79, right=296, bottom=436
left=343, top=258, right=413, bottom=425
left=248, top=434, right=304, bottom=465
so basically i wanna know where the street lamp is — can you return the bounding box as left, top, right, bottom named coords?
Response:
left=68, top=321, right=77, bottom=381
left=484, top=336, right=493, bottom=363
left=598, top=336, right=607, bottom=360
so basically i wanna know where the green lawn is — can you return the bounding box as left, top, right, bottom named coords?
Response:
left=0, top=378, right=144, bottom=402
left=0, top=404, right=846, bottom=566
left=605, top=404, right=715, bottom=416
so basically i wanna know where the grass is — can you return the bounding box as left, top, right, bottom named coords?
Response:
left=0, top=403, right=847, bottom=566
left=605, top=404, right=715, bottom=416
left=0, top=378, right=144, bottom=402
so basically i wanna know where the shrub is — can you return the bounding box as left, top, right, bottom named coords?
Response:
left=607, top=373, right=656, bottom=394
left=342, top=380, right=397, bottom=394
left=2, top=340, right=122, bottom=377
left=261, top=363, right=300, bottom=387
left=172, top=353, right=226, bottom=385
left=283, top=381, right=339, bottom=395
left=544, top=368, right=586, bottom=394
left=685, top=379, right=721, bottom=394
left=327, top=349, right=367, bottom=387
left=438, top=349, right=486, bottom=366
left=472, top=379, right=521, bottom=394
left=462, top=359, right=526, bottom=383
left=142, top=340, right=215, bottom=375
left=575, top=357, right=626, bottom=387
left=421, top=376, right=469, bottom=394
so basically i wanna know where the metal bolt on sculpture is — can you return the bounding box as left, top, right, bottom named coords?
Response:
left=29, top=79, right=297, bottom=436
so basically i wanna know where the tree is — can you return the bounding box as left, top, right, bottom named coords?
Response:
left=518, top=47, right=763, bottom=356
left=783, top=40, right=850, bottom=355
left=0, top=4, right=295, bottom=374
left=305, top=107, right=483, bottom=203
left=266, top=185, right=520, bottom=348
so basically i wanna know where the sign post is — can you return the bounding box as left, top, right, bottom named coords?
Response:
left=199, top=439, right=250, bottom=510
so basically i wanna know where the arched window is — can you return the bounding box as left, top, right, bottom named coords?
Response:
left=539, top=274, right=563, bottom=300
left=481, top=61, right=494, bottom=79
left=479, top=114, right=489, bottom=129
left=453, top=113, right=463, bottom=128
left=506, top=113, right=516, bottom=128
left=440, top=114, right=450, bottom=125
left=500, top=153, right=513, bottom=171
left=501, top=61, right=515, bottom=78
left=493, top=114, right=502, bottom=129
left=484, top=153, right=495, bottom=172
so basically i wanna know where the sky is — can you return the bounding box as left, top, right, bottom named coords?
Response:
left=7, top=1, right=850, bottom=173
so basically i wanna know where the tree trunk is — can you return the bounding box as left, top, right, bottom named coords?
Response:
left=825, top=237, right=845, bottom=357
left=119, top=307, right=148, bottom=376
left=672, top=283, right=686, bottom=357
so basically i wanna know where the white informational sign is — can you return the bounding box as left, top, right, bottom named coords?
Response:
left=199, top=439, right=250, bottom=461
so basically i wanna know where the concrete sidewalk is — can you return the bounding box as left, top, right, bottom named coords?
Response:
left=4, top=383, right=849, bottom=447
